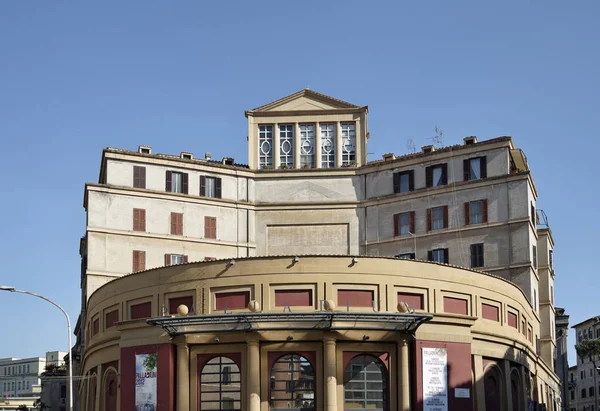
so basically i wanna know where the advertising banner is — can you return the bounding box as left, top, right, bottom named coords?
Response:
left=422, top=347, right=448, bottom=411
left=135, top=353, right=157, bottom=411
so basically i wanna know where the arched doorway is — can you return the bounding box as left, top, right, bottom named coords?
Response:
left=511, top=369, right=522, bottom=411
left=102, top=368, right=118, bottom=411
left=343, top=354, right=388, bottom=411
left=484, top=366, right=502, bottom=411
left=269, top=354, right=315, bottom=411
left=200, top=356, right=241, bottom=411
left=87, top=374, right=97, bottom=411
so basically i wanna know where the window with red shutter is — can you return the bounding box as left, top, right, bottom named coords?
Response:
left=215, top=291, right=250, bottom=310
left=337, top=290, right=374, bottom=308
left=92, top=318, right=99, bottom=335
left=132, top=250, right=145, bottom=272
left=133, top=166, right=146, bottom=189
left=133, top=209, right=146, bottom=232
left=275, top=290, right=313, bottom=307
left=170, top=213, right=183, bottom=235
left=205, top=216, right=217, bottom=239
left=130, top=302, right=152, bottom=319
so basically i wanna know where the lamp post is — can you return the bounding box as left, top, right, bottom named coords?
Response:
left=0, top=286, right=73, bottom=411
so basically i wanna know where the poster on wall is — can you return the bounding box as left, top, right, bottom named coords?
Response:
left=135, top=353, right=157, bottom=411
left=422, top=347, right=448, bottom=411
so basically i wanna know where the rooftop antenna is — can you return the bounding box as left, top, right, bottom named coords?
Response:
left=431, top=126, right=444, bottom=148
left=406, top=139, right=416, bottom=153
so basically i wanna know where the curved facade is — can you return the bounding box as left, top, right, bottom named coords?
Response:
left=80, top=256, right=559, bottom=411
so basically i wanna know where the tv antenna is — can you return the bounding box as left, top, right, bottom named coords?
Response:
left=406, top=139, right=416, bottom=153
left=431, top=126, right=444, bottom=148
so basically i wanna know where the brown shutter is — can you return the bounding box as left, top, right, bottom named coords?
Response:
left=182, top=173, right=189, bottom=194
left=409, top=211, right=415, bottom=234
left=443, top=206, right=449, bottom=228
left=426, top=208, right=432, bottom=231
left=170, top=213, right=177, bottom=235
left=183, top=255, right=188, bottom=264
left=199, top=175, right=206, bottom=196
left=212, top=218, right=217, bottom=239
left=204, top=257, right=216, bottom=261
left=480, top=156, right=487, bottom=178
left=171, top=213, right=183, bottom=235
left=408, top=170, right=414, bottom=191
left=443, top=249, right=449, bottom=264
left=441, top=164, right=448, bottom=185
left=393, top=172, right=400, bottom=193
left=133, top=250, right=145, bottom=272
left=463, top=159, right=470, bottom=181
left=425, top=166, right=432, bottom=187
left=164, top=254, right=170, bottom=266
left=166, top=171, right=172, bottom=192
left=464, top=202, right=470, bottom=225
left=393, top=214, right=399, bottom=236
left=133, top=166, right=146, bottom=189
left=482, top=199, right=488, bottom=223
left=215, top=178, right=222, bottom=199
left=133, top=209, right=145, bottom=231
left=427, top=250, right=433, bottom=261
left=132, top=251, right=138, bottom=272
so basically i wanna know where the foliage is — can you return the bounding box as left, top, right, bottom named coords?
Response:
left=142, top=353, right=157, bottom=372
left=575, top=339, right=600, bottom=366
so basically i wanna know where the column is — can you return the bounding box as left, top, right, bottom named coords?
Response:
left=273, top=123, right=280, bottom=169
left=324, top=338, right=337, bottom=411
left=94, top=364, right=102, bottom=411
left=315, top=122, right=321, bottom=168
left=176, top=343, right=190, bottom=411
left=294, top=123, right=301, bottom=169
left=397, top=340, right=410, bottom=411
left=501, top=360, right=513, bottom=411
left=335, top=122, right=343, bottom=168
left=473, top=355, right=486, bottom=411
left=519, top=365, right=529, bottom=411
left=247, top=340, right=260, bottom=411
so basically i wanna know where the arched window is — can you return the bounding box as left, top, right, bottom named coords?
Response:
left=270, top=354, right=315, bottom=411
left=484, top=366, right=503, bottom=411
left=344, top=354, right=388, bottom=411
left=200, top=356, right=241, bottom=411
left=510, top=369, right=522, bottom=411
left=88, top=374, right=97, bottom=411
left=102, top=368, right=118, bottom=411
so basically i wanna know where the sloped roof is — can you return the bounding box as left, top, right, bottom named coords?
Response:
left=246, top=88, right=363, bottom=114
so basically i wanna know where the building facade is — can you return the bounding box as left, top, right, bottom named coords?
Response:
left=0, top=356, right=44, bottom=399
left=568, top=365, right=577, bottom=411
left=572, top=316, right=600, bottom=411
left=76, top=89, right=561, bottom=410
left=555, top=308, right=570, bottom=409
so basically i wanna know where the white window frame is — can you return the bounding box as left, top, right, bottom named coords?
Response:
left=320, top=123, right=336, bottom=168
left=259, top=125, right=273, bottom=169
left=279, top=125, right=294, bottom=168
left=341, top=122, right=356, bottom=166
left=205, top=176, right=217, bottom=198
left=170, top=254, right=184, bottom=265
left=300, top=124, right=315, bottom=168
left=171, top=172, right=183, bottom=193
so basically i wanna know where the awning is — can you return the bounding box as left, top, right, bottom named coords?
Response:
left=147, top=312, right=432, bottom=336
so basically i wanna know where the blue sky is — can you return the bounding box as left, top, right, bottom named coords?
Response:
left=0, top=1, right=598, bottom=365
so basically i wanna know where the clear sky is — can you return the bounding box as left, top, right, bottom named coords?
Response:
left=0, top=1, right=598, bottom=365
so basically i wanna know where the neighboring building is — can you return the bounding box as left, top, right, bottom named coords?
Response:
left=568, top=365, right=577, bottom=411
left=39, top=367, right=66, bottom=411
left=76, top=89, right=562, bottom=411
left=555, top=307, right=570, bottom=409
left=572, top=316, right=600, bottom=411
left=0, top=357, right=44, bottom=398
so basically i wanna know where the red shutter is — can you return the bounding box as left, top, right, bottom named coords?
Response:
left=164, top=254, right=171, bottom=266
left=215, top=178, right=222, bottom=199
left=133, top=166, right=146, bottom=189
left=463, top=159, right=470, bottom=181
left=182, top=173, right=189, bottom=194
left=482, top=199, right=488, bottom=223
left=200, top=175, right=206, bottom=196
left=212, top=218, right=217, bottom=239
left=393, top=214, right=399, bottom=236
left=426, top=208, right=432, bottom=231
left=205, top=217, right=216, bottom=239
left=393, top=172, right=400, bottom=193
left=133, top=209, right=146, bottom=232
left=133, top=250, right=145, bottom=272
left=183, top=255, right=188, bottom=264
left=170, top=213, right=177, bottom=235
left=179, top=213, right=183, bottom=235
left=443, top=206, right=449, bottom=228
left=464, top=202, right=470, bottom=225
left=409, top=211, right=415, bottom=234
left=204, top=257, right=216, bottom=261
left=166, top=171, right=172, bottom=192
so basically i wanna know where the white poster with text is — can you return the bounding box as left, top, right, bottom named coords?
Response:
left=422, top=347, right=448, bottom=411
left=135, top=353, right=157, bottom=411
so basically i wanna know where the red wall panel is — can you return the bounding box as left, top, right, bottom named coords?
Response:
left=443, top=297, right=468, bottom=315
left=275, top=290, right=313, bottom=307
left=215, top=291, right=250, bottom=310
left=337, top=289, right=374, bottom=307
left=398, top=292, right=424, bottom=310
left=482, top=304, right=499, bottom=322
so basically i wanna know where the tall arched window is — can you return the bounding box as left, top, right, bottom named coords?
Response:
left=88, top=374, right=97, bottom=411
left=200, top=356, right=241, bottom=411
left=484, top=366, right=503, bottom=411
left=344, top=355, right=388, bottom=411
left=510, top=369, right=522, bottom=411
left=102, top=368, right=118, bottom=411
left=270, top=354, right=315, bottom=411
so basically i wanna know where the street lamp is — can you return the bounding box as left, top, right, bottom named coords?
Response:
left=0, top=286, right=73, bottom=411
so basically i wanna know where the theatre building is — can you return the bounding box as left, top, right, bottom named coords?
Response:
left=77, top=90, right=561, bottom=410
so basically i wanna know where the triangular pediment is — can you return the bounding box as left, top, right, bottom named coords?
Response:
left=247, top=89, right=361, bottom=113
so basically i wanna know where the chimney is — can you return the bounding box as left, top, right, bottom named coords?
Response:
left=222, top=157, right=235, bottom=166
left=180, top=152, right=193, bottom=160
left=463, top=136, right=477, bottom=145
left=138, top=145, right=152, bottom=155
left=422, top=145, right=435, bottom=154
left=205, top=152, right=212, bottom=160
left=382, top=153, right=395, bottom=161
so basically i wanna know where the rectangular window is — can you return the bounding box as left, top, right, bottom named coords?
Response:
left=130, top=301, right=152, bottom=319
left=396, top=253, right=416, bottom=260
left=132, top=250, right=145, bottom=273
left=337, top=289, right=374, bottom=307
left=533, top=245, right=537, bottom=269
left=259, top=125, right=274, bottom=169
left=428, top=248, right=449, bottom=264
left=299, top=124, right=315, bottom=168
left=279, top=125, right=294, bottom=168
left=92, top=318, right=99, bottom=335
left=200, top=176, right=222, bottom=198
left=465, top=200, right=488, bottom=225
left=443, top=297, right=468, bottom=315
left=463, top=157, right=487, bottom=181
left=470, top=243, right=484, bottom=268
left=531, top=202, right=536, bottom=226
left=428, top=206, right=448, bottom=231
left=133, top=208, right=146, bottom=232
left=508, top=312, right=518, bottom=328
left=204, top=216, right=217, bottom=239
left=397, top=292, right=424, bottom=310
left=170, top=212, right=183, bottom=236
left=341, top=122, right=356, bottom=166
left=105, top=309, right=119, bottom=329
left=581, top=389, right=586, bottom=398
left=133, top=166, right=146, bottom=189
left=320, top=123, right=336, bottom=168
left=393, top=170, right=414, bottom=193
left=482, top=303, right=499, bottom=321
left=215, top=291, right=250, bottom=310
left=275, top=290, right=313, bottom=307
left=426, top=164, right=447, bottom=187
left=393, top=212, right=414, bottom=236
left=168, top=296, right=194, bottom=315
left=166, top=171, right=188, bottom=194
left=166, top=254, right=185, bottom=265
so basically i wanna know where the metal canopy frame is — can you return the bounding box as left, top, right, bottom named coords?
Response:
left=147, top=312, right=432, bottom=336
